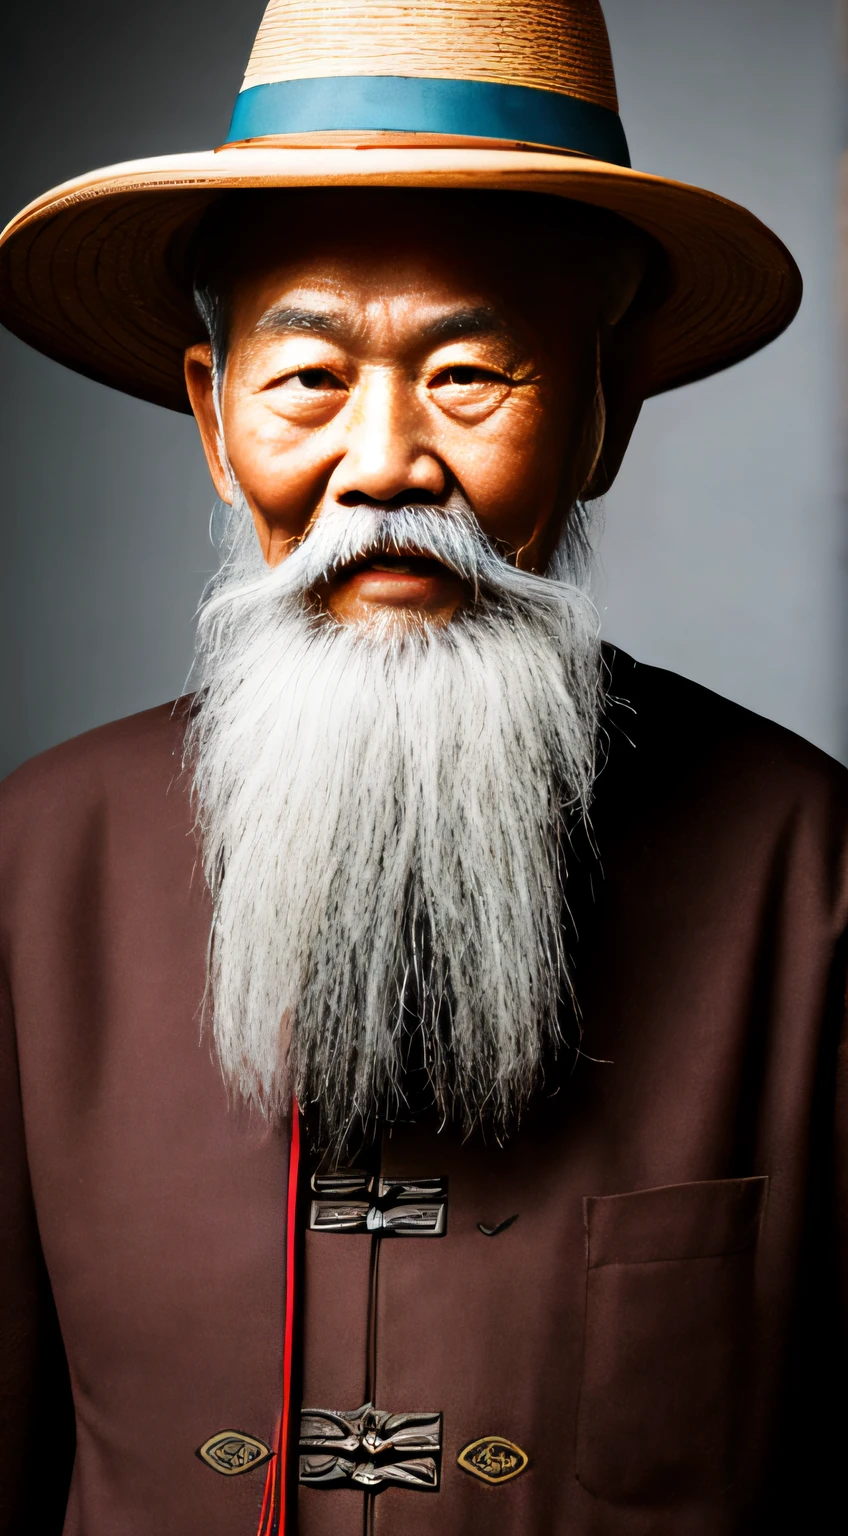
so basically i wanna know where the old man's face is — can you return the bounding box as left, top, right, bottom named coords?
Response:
left=186, top=190, right=638, bottom=619
left=183, top=190, right=647, bottom=1155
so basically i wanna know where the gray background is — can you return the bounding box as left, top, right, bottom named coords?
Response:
left=0, top=0, right=843, bottom=778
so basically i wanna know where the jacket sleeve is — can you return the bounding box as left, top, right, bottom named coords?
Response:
left=0, top=963, right=74, bottom=1533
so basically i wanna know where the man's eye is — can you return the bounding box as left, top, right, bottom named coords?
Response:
left=432, top=366, right=501, bottom=387
left=262, top=366, right=346, bottom=402
left=291, top=368, right=340, bottom=390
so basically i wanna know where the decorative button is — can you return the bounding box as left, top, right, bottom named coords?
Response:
left=309, top=1172, right=447, bottom=1237
left=196, top=1430, right=274, bottom=1476
left=299, top=1403, right=442, bottom=1491
left=457, top=1436, right=529, bottom=1484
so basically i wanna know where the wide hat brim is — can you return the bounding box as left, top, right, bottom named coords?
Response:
left=0, top=138, right=802, bottom=413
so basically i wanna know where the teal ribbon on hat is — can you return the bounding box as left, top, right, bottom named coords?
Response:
left=225, top=75, right=631, bottom=167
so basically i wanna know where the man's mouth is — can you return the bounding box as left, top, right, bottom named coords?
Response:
left=324, top=546, right=466, bottom=622
left=341, top=551, right=451, bottom=579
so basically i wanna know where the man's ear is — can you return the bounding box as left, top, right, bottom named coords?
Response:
left=184, top=343, right=233, bottom=503
left=581, top=310, right=651, bottom=499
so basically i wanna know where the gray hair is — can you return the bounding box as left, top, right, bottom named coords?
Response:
left=186, top=490, right=602, bottom=1156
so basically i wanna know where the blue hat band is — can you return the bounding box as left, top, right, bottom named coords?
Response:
left=225, top=75, right=630, bottom=168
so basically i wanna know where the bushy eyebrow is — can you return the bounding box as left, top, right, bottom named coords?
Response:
left=419, top=305, right=507, bottom=344
left=254, top=305, right=346, bottom=338
left=252, top=302, right=509, bottom=346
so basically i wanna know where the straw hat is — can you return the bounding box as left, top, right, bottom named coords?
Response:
left=0, top=0, right=801, bottom=414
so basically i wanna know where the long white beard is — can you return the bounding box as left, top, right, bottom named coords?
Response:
left=186, top=491, right=602, bottom=1154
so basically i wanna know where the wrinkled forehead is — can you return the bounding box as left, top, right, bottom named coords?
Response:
left=193, top=188, right=646, bottom=342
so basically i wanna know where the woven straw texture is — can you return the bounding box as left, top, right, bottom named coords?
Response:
left=0, top=147, right=802, bottom=420
left=0, top=0, right=802, bottom=420
left=241, top=0, right=619, bottom=111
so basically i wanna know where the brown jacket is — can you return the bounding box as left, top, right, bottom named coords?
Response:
left=1, top=647, right=847, bottom=1535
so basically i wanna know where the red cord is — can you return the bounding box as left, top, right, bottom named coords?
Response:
left=257, top=1100, right=301, bottom=1536
left=256, top=1454, right=274, bottom=1536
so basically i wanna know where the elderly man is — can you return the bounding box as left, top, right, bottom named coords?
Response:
left=0, top=2, right=843, bottom=1534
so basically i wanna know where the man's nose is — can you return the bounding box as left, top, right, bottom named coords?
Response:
left=327, top=368, right=446, bottom=503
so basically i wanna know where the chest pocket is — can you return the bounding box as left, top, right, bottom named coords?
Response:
left=575, top=1175, right=768, bottom=1506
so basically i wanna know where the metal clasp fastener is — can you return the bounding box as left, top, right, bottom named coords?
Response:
left=299, top=1403, right=442, bottom=1492
left=309, top=1172, right=447, bottom=1237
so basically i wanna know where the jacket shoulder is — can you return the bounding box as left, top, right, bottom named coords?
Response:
left=605, top=647, right=848, bottom=800
left=0, top=701, right=190, bottom=836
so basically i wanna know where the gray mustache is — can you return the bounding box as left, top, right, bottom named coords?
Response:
left=298, top=499, right=491, bottom=588
left=201, top=487, right=586, bottom=641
